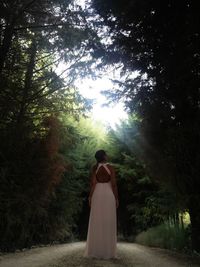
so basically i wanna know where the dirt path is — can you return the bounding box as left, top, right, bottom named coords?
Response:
left=0, top=242, right=199, bottom=267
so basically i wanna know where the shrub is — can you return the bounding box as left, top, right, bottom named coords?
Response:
left=135, top=222, right=190, bottom=251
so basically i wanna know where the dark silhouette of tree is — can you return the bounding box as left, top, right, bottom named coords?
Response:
left=0, top=0, right=97, bottom=251
left=91, top=0, right=200, bottom=251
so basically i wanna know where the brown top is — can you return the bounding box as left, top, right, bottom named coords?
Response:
left=95, top=164, right=111, bottom=182
left=89, top=163, right=119, bottom=201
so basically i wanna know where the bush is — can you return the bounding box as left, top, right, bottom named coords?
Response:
left=135, top=222, right=190, bottom=251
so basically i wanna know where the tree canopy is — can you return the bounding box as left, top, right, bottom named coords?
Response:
left=91, top=0, right=200, bottom=251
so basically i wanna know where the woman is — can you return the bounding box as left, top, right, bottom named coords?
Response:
left=84, top=150, right=119, bottom=259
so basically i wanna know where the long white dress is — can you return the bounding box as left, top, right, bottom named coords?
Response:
left=84, top=163, right=117, bottom=259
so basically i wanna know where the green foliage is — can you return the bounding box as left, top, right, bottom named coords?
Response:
left=0, top=116, right=66, bottom=251
left=0, top=111, right=108, bottom=251
left=58, top=116, right=107, bottom=239
left=0, top=0, right=101, bottom=251
left=0, top=0, right=98, bottom=128
left=135, top=222, right=190, bottom=251
left=105, top=117, right=179, bottom=238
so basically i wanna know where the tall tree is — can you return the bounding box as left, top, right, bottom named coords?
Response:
left=0, top=0, right=96, bottom=125
left=91, top=0, right=200, bottom=251
left=0, top=0, right=98, bottom=251
left=105, top=117, right=180, bottom=238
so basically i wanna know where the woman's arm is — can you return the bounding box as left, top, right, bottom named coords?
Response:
left=88, top=168, right=97, bottom=207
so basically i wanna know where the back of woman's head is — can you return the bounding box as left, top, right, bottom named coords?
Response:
left=95, top=150, right=106, bottom=163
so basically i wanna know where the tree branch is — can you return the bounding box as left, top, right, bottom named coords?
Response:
left=13, top=22, right=84, bottom=31
left=30, top=48, right=87, bottom=100
left=35, top=52, right=55, bottom=63
left=17, top=0, right=39, bottom=18
left=33, top=56, right=62, bottom=74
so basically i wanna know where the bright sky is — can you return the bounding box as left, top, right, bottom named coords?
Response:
left=51, top=0, right=128, bottom=129
left=71, top=0, right=128, bottom=129
left=56, top=60, right=128, bottom=128
left=75, top=77, right=128, bottom=128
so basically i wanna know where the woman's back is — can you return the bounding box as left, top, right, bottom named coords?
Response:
left=95, top=164, right=112, bottom=183
left=85, top=158, right=117, bottom=259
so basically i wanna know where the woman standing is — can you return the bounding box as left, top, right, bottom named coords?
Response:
left=84, top=150, right=119, bottom=259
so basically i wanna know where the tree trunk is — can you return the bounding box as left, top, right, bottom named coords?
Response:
left=17, top=38, right=37, bottom=124
left=180, top=213, right=184, bottom=229
left=189, top=195, right=200, bottom=252
left=0, top=0, right=38, bottom=74
left=0, top=21, right=15, bottom=74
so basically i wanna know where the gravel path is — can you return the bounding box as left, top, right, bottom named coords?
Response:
left=0, top=242, right=199, bottom=267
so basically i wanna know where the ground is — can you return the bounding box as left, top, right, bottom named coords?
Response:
left=0, top=242, right=199, bottom=267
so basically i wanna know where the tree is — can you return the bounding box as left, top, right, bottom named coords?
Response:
left=107, top=117, right=181, bottom=238
left=0, top=0, right=97, bottom=128
left=0, top=0, right=99, bottom=251
left=91, top=0, right=200, bottom=251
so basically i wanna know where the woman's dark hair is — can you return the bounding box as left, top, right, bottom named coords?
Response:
left=95, top=150, right=106, bottom=163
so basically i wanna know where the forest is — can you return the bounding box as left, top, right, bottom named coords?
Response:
left=0, top=0, right=200, bottom=255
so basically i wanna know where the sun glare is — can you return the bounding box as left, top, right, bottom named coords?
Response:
left=56, top=61, right=128, bottom=129
left=75, top=77, right=128, bottom=128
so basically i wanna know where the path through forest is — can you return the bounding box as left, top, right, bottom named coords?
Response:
left=0, top=242, right=199, bottom=267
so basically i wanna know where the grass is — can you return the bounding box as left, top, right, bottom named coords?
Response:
left=135, top=222, right=190, bottom=251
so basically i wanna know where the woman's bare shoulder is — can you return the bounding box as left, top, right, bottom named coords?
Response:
left=107, top=163, right=115, bottom=171
left=91, top=164, right=97, bottom=172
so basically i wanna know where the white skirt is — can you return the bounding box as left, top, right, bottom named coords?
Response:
left=84, top=181, right=117, bottom=259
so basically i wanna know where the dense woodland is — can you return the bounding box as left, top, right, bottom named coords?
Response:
left=0, top=0, right=199, bottom=253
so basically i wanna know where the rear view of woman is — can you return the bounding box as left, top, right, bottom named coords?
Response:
left=84, top=150, right=119, bottom=259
